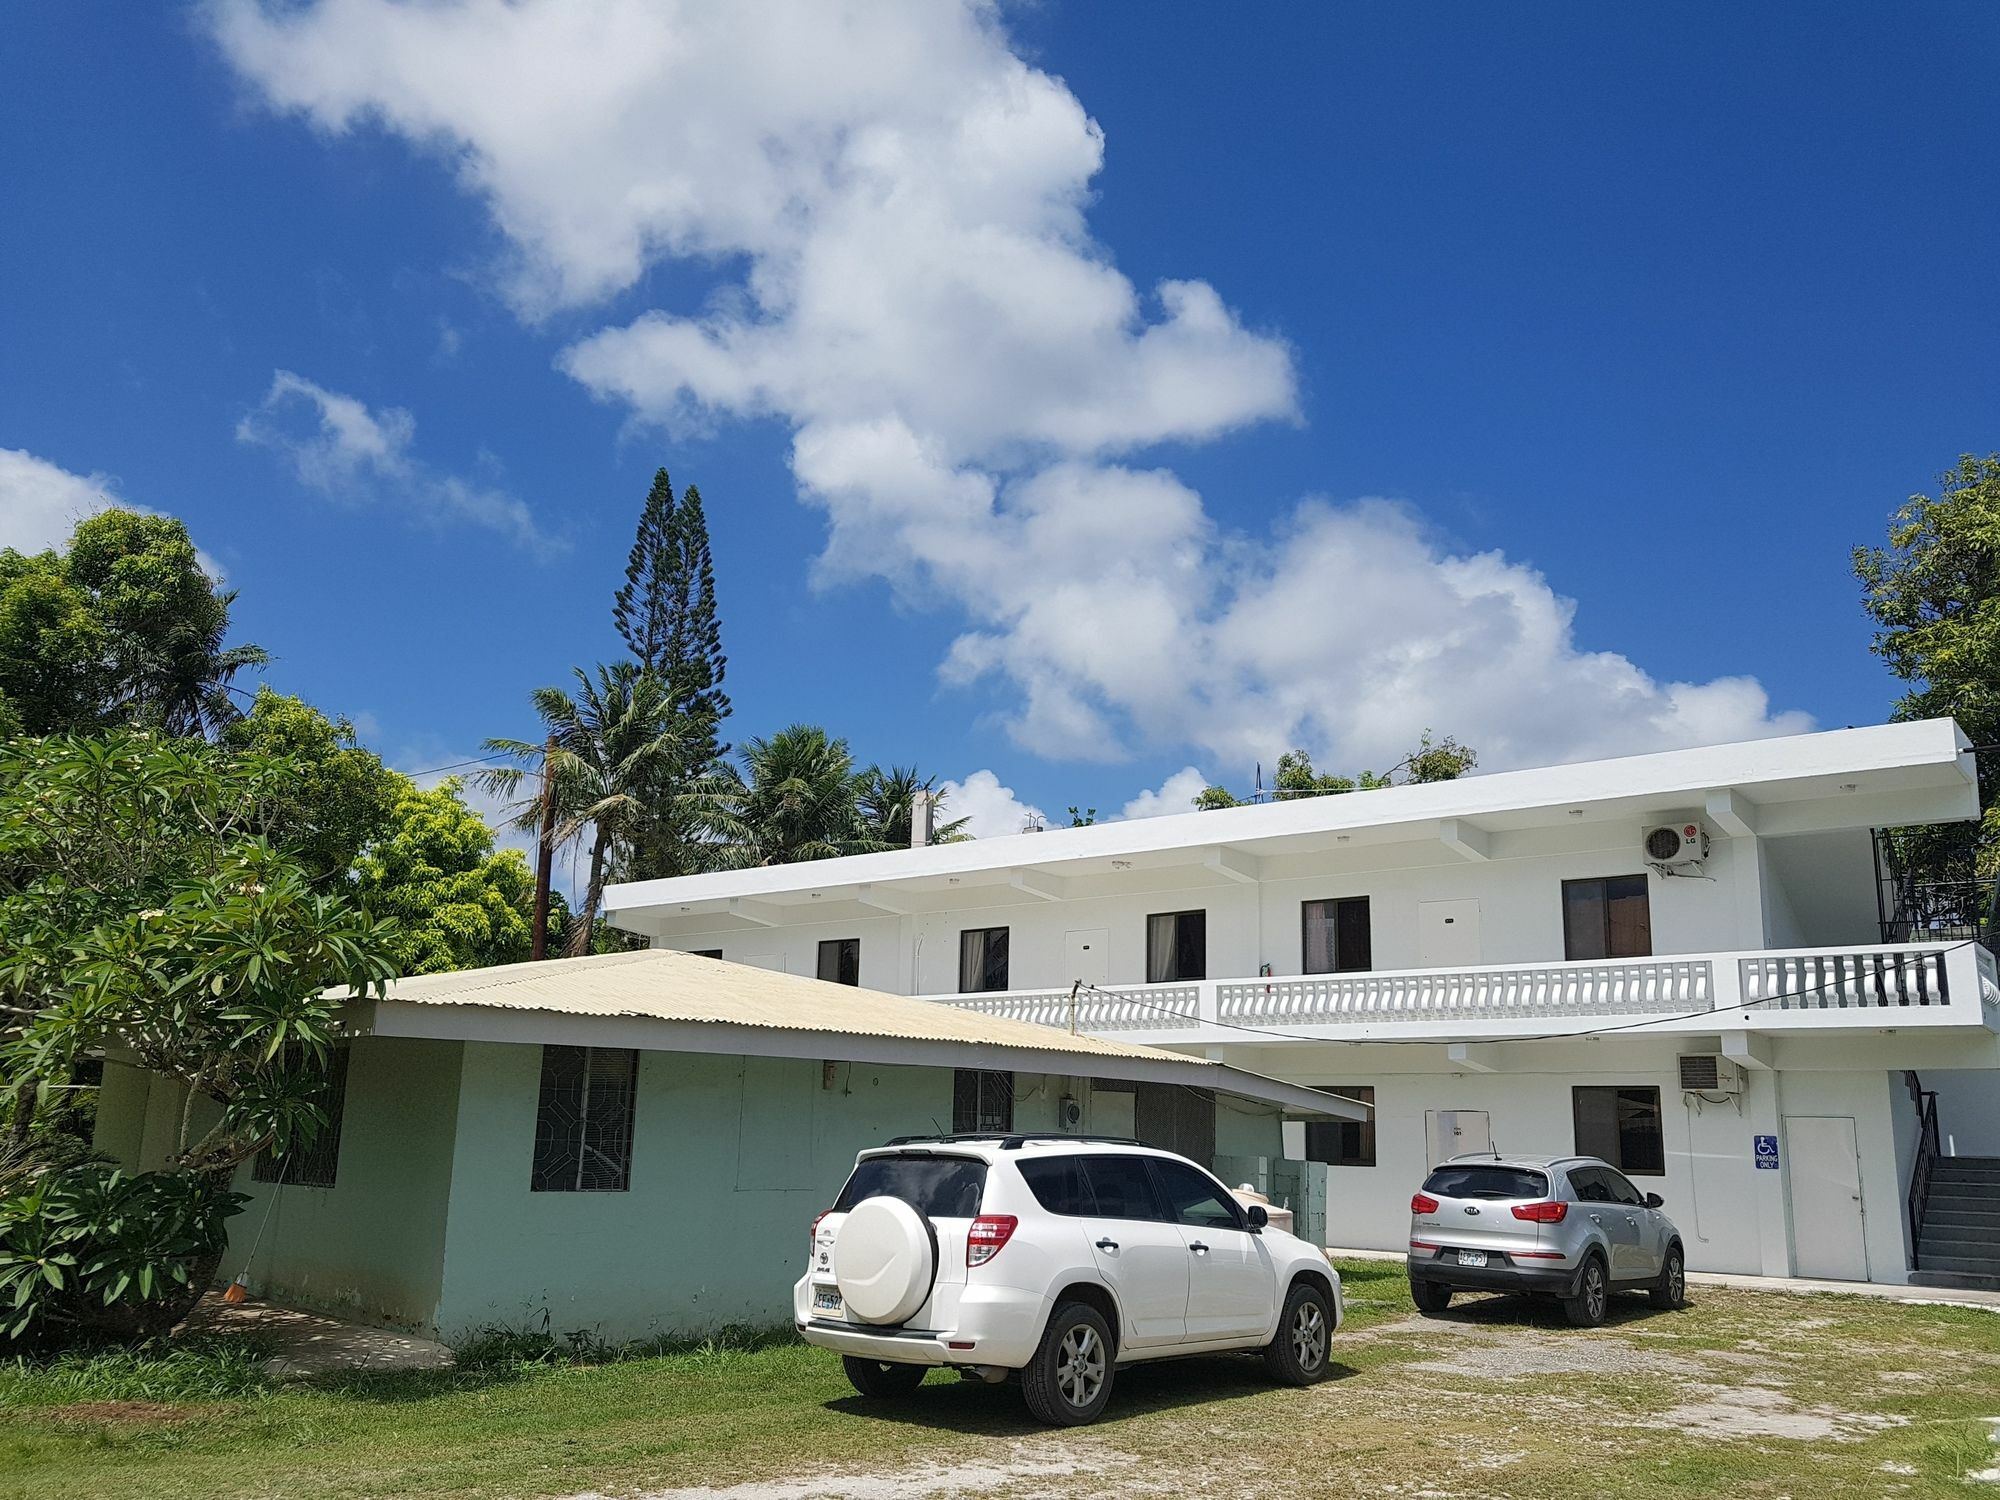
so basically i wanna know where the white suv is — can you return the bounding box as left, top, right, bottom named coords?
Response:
left=793, top=1134, right=1343, bottom=1425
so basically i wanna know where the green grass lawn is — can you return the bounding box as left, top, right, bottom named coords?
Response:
left=4, top=1262, right=1998, bottom=1499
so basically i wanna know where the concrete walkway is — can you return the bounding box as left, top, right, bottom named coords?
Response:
left=1327, top=1245, right=2000, bottom=1309
left=183, top=1294, right=455, bottom=1377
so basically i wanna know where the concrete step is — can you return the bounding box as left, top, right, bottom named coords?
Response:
left=1925, top=1192, right=2000, bottom=1211
left=1910, top=1267, right=2000, bottom=1293
left=1917, top=1239, right=2000, bottom=1265
left=1925, top=1208, right=2000, bottom=1230
left=1914, top=1254, right=2000, bottom=1277
left=1933, top=1159, right=2000, bottom=1178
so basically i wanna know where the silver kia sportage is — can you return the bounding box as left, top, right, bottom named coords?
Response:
left=1406, top=1153, right=1686, bottom=1326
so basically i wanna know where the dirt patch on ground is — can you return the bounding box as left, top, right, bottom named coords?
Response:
left=42, top=1400, right=207, bottom=1427
left=1386, top=1319, right=1703, bottom=1382
left=1639, top=1381, right=1910, bottom=1442
left=566, top=1445, right=1152, bottom=1500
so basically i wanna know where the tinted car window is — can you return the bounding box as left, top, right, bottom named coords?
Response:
left=1151, top=1159, right=1243, bottom=1230
left=1567, top=1166, right=1613, bottom=1202
left=835, top=1155, right=987, bottom=1218
left=1600, top=1168, right=1645, bottom=1207
left=1423, top=1164, right=1550, bottom=1200
left=1081, top=1155, right=1170, bottom=1221
left=1017, top=1156, right=1096, bottom=1217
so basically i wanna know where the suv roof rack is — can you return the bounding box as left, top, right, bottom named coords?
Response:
left=880, top=1132, right=1154, bottom=1152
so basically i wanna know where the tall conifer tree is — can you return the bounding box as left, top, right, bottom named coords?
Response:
left=613, top=468, right=730, bottom=877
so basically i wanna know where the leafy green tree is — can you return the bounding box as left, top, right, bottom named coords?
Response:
left=1192, top=785, right=1241, bottom=810
left=712, top=724, right=872, bottom=866
left=0, top=732, right=395, bottom=1343
left=482, top=665, right=696, bottom=956
left=1066, top=805, right=1097, bottom=827
left=220, top=689, right=402, bottom=884
left=0, top=509, right=266, bottom=737
left=1856, top=453, right=2000, bottom=880
left=1198, top=733, right=1477, bottom=808
left=357, top=778, right=538, bottom=975
left=613, top=469, right=731, bottom=880
left=856, top=765, right=970, bottom=848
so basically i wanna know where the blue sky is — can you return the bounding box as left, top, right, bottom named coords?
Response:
left=3, top=3, right=1996, bottom=836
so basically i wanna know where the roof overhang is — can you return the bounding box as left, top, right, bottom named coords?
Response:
left=344, top=999, right=1364, bottom=1119
left=606, top=721, right=1978, bottom=935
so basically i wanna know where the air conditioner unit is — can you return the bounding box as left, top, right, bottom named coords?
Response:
left=1678, top=1054, right=1746, bottom=1094
left=1644, top=822, right=1709, bottom=869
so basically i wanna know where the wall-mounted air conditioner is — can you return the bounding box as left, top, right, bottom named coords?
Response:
left=1678, top=1053, right=1745, bottom=1094
left=1644, top=822, right=1709, bottom=870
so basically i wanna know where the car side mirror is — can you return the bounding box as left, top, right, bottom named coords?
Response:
left=1245, top=1204, right=1268, bottom=1231
left=1644, top=1193, right=1664, bottom=1209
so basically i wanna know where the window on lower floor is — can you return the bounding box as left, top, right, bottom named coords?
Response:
left=952, top=1069, right=1015, bottom=1134
left=254, top=1047, right=349, bottom=1189
left=1572, top=1085, right=1665, bottom=1176
left=531, top=1046, right=639, bottom=1192
left=1145, top=909, right=1207, bottom=982
left=1302, top=897, right=1372, bottom=974
left=1562, top=875, right=1653, bottom=959
left=689, top=949, right=723, bottom=959
left=816, top=937, right=860, bottom=985
left=1301, top=1085, right=1376, bottom=1167
left=958, top=927, right=1010, bottom=992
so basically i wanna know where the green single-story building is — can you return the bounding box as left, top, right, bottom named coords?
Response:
left=93, top=950, right=1353, bottom=1342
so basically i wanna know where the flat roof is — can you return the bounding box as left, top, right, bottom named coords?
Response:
left=607, top=720, right=1976, bottom=925
left=343, top=949, right=1362, bottom=1119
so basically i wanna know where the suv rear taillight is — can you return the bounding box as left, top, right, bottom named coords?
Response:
left=1511, top=1201, right=1569, bottom=1223
left=809, top=1209, right=830, bottom=1254
left=1410, top=1193, right=1440, bottom=1214
left=967, top=1214, right=1017, bottom=1267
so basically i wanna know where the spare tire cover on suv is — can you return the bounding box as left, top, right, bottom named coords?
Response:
left=833, top=1196, right=936, bottom=1325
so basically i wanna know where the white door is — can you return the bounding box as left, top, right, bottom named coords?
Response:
left=1419, top=899, right=1481, bottom=967
left=1152, top=1158, right=1275, bottom=1341
left=1785, top=1115, right=1868, bottom=1281
left=1426, top=1109, right=1491, bottom=1168
left=1064, top=929, right=1108, bottom=987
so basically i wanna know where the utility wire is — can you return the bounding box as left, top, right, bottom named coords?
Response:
left=1069, top=940, right=1976, bottom=1051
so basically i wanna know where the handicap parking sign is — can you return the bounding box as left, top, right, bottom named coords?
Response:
left=1754, top=1133, right=1780, bottom=1170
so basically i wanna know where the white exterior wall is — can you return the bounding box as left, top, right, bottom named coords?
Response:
left=1929, top=1069, right=2000, bottom=1156
left=654, top=825, right=1782, bottom=992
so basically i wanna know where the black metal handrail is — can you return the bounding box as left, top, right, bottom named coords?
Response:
left=1906, top=1077, right=1941, bottom=1270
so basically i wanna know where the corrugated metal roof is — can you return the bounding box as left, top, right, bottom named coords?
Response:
left=357, top=948, right=1206, bottom=1065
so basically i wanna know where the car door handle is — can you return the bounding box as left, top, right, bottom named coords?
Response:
left=1095, top=1238, right=1119, bottom=1252
left=1589, top=1213, right=1603, bottom=1223
left=1189, top=1241, right=1209, bottom=1255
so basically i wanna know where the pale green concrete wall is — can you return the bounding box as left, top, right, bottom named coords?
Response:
left=92, top=1059, right=152, bottom=1169
left=218, top=1038, right=463, bottom=1332
left=432, top=1043, right=955, bottom=1342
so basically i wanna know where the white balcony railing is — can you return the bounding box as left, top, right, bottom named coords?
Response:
left=933, top=941, right=1994, bottom=1041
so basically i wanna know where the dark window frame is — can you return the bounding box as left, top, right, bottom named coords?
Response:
left=1301, top=1085, right=1376, bottom=1168
left=1145, top=909, right=1208, bottom=983
left=1079, top=1153, right=1173, bottom=1223
left=952, top=1069, right=1014, bottom=1134
left=958, top=927, right=1011, bottom=993
left=1561, top=875, right=1653, bottom=960
left=816, top=937, right=861, bottom=985
left=1301, top=896, right=1372, bottom=975
left=253, top=1047, right=350, bottom=1189
left=531, top=1045, right=640, bottom=1193
left=1146, top=1156, right=1248, bottom=1231
left=1571, top=1085, right=1666, bottom=1177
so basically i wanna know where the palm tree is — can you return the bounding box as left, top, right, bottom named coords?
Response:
left=856, top=765, right=971, bottom=849
left=480, top=664, right=695, bottom=956
left=711, top=724, right=873, bottom=867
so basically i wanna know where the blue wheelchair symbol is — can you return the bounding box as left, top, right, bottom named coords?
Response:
left=1754, top=1134, right=1780, bottom=1169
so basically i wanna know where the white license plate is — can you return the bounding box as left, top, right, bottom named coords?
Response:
left=813, top=1286, right=843, bottom=1314
left=1456, top=1250, right=1488, bottom=1268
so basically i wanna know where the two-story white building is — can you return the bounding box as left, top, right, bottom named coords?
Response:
left=606, top=721, right=2000, bottom=1290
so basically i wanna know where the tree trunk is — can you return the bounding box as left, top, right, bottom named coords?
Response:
left=563, top=831, right=609, bottom=958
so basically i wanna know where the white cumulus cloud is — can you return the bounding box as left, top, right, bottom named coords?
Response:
left=0, top=448, right=123, bottom=554
left=937, top=769, right=1048, bottom=841
left=1120, top=767, right=1213, bottom=821
left=211, top=0, right=1810, bottom=773
left=237, top=370, right=561, bottom=554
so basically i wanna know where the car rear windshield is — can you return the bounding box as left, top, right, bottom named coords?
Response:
left=835, top=1155, right=988, bottom=1218
left=1423, top=1164, right=1549, bottom=1200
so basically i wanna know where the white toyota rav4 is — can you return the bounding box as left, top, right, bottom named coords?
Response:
left=794, top=1134, right=1342, bottom=1425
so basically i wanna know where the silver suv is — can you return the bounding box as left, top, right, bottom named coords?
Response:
left=1407, top=1154, right=1685, bottom=1326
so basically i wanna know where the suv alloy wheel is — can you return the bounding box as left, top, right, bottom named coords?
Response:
left=1021, top=1300, right=1115, bottom=1426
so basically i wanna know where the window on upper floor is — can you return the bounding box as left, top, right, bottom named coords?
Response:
left=1145, top=909, right=1207, bottom=982
left=959, top=927, right=1011, bottom=992
left=816, top=937, right=860, bottom=985
left=1562, top=875, right=1652, bottom=960
left=531, top=1045, right=638, bottom=1192
left=1302, top=897, right=1372, bottom=974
